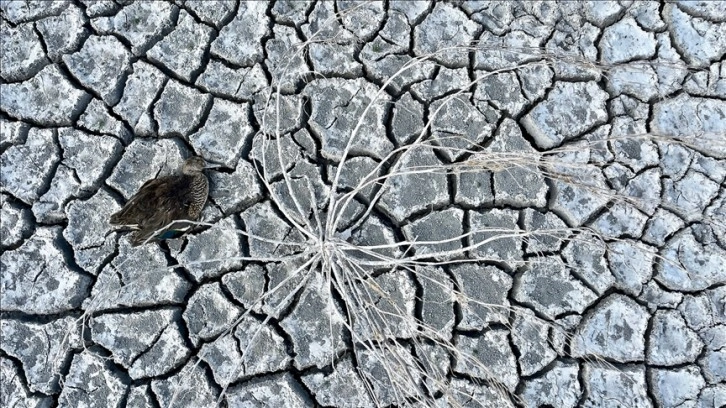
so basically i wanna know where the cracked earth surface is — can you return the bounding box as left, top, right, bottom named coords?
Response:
left=1, top=1, right=726, bottom=407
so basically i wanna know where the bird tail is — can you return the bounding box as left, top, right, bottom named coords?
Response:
left=109, top=211, right=123, bottom=225
left=110, top=206, right=144, bottom=227
left=130, top=229, right=156, bottom=247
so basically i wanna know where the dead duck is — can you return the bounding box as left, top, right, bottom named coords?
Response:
left=110, top=156, right=218, bottom=246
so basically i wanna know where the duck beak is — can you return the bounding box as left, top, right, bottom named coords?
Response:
left=203, top=161, right=222, bottom=169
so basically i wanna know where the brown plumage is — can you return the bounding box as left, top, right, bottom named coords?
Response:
left=110, top=156, right=213, bottom=246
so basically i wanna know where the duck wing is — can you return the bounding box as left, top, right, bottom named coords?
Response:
left=115, top=176, right=199, bottom=246
left=110, top=177, right=178, bottom=226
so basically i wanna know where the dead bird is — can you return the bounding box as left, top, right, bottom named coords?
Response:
left=109, top=156, right=219, bottom=246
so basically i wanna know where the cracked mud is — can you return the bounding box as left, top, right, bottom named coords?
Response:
left=1, top=1, right=726, bottom=407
